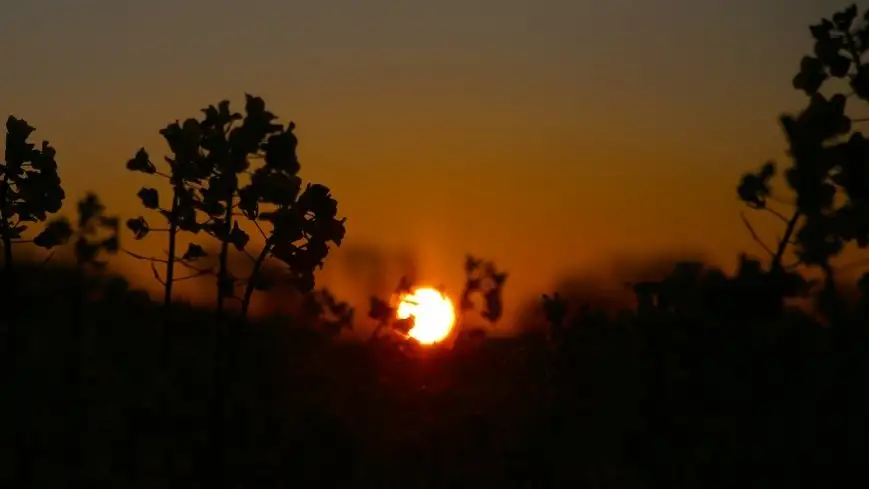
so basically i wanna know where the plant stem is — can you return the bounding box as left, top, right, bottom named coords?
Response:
left=0, top=169, right=29, bottom=486
left=160, top=190, right=180, bottom=366
left=771, top=210, right=801, bottom=273
left=164, top=192, right=179, bottom=308
left=216, top=191, right=234, bottom=314
left=0, top=172, right=13, bottom=276
left=241, top=240, right=272, bottom=317
left=207, top=182, right=235, bottom=489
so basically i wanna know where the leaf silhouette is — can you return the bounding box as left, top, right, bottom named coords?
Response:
left=126, top=217, right=150, bottom=240
left=32, top=218, right=73, bottom=249
left=368, top=296, right=394, bottom=323
left=459, top=255, right=508, bottom=325
left=832, top=4, right=857, bottom=31
left=228, top=222, right=249, bottom=251
left=182, top=243, right=207, bottom=261
left=137, top=188, right=160, bottom=210
left=851, top=66, right=869, bottom=101
left=793, top=56, right=827, bottom=95
left=827, top=54, right=851, bottom=78
left=126, top=148, right=156, bottom=174
left=102, top=235, right=119, bottom=253
left=8, top=225, right=26, bottom=239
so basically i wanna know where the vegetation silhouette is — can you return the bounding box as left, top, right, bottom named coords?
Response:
left=0, top=116, right=69, bottom=274
left=4, top=4, right=869, bottom=488
left=124, top=95, right=345, bottom=317
left=366, top=254, right=506, bottom=345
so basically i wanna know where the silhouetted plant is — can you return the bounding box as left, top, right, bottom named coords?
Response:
left=195, top=95, right=342, bottom=314
left=229, top=109, right=346, bottom=315
left=62, top=193, right=120, bottom=388
left=367, top=295, right=392, bottom=340
left=55, top=193, right=120, bottom=328
left=1, top=116, right=71, bottom=281
left=128, top=95, right=345, bottom=316
left=69, top=193, right=119, bottom=271
left=125, top=122, right=214, bottom=310
left=459, top=254, right=508, bottom=324
left=738, top=4, right=869, bottom=282
left=367, top=257, right=507, bottom=342
left=188, top=97, right=263, bottom=313
left=368, top=276, right=413, bottom=340
left=238, top=177, right=346, bottom=317
left=122, top=97, right=346, bottom=489
left=1, top=116, right=71, bottom=488
left=6, top=8, right=869, bottom=488
left=302, top=288, right=354, bottom=337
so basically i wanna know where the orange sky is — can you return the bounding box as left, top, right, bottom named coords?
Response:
left=2, top=0, right=864, bottom=333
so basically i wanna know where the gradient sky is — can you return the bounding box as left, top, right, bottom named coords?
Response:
left=1, top=0, right=860, bottom=329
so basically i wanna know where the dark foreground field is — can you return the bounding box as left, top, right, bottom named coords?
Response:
left=1, top=262, right=868, bottom=489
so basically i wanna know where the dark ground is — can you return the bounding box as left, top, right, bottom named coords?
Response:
left=1, top=261, right=868, bottom=488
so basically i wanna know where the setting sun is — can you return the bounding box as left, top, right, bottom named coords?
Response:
left=396, top=287, right=456, bottom=345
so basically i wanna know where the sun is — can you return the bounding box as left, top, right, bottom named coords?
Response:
left=396, top=287, right=456, bottom=345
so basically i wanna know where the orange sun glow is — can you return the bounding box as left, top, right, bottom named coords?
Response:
left=396, top=287, right=456, bottom=345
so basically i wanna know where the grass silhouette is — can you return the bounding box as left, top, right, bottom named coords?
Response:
left=3, top=3, right=869, bottom=488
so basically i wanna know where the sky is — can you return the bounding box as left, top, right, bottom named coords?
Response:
left=0, top=0, right=861, bottom=330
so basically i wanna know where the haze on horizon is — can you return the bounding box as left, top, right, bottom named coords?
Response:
left=1, top=0, right=854, bottom=330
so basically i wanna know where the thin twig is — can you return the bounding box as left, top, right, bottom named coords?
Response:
left=741, top=211, right=774, bottom=257
left=123, top=247, right=213, bottom=275
left=150, top=261, right=166, bottom=286
left=763, top=206, right=791, bottom=224
left=140, top=251, right=211, bottom=284
left=173, top=270, right=212, bottom=282
left=176, top=257, right=214, bottom=274
left=253, top=220, right=268, bottom=240
left=163, top=249, right=214, bottom=274
left=123, top=248, right=168, bottom=263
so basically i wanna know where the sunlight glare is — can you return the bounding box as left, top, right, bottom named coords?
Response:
left=396, top=287, right=456, bottom=345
